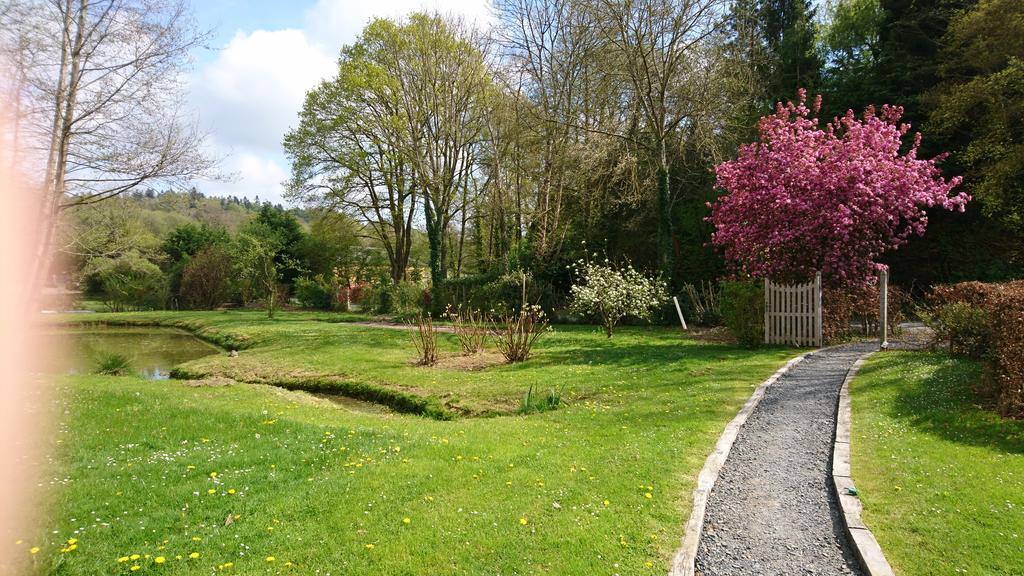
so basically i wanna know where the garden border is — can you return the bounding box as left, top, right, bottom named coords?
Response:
left=669, top=349, right=816, bottom=576
left=832, top=352, right=895, bottom=576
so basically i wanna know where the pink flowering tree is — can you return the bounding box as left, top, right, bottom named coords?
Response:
left=708, top=90, right=969, bottom=286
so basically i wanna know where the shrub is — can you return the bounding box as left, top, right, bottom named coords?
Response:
left=363, top=278, right=424, bottom=315
left=179, top=245, right=234, bottom=309
left=491, top=305, right=550, bottom=362
left=409, top=313, right=438, bottom=366
left=921, top=302, right=991, bottom=358
left=720, top=280, right=764, bottom=347
left=822, top=283, right=907, bottom=344
left=446, top=306, right=487, bottom=355
left=682, top=281, right=722, bottom=326
left=989, top=286, right=1024, bottom=418
left=923, top=280, right=1024, bottom=418
left=569, top=260, right=667, bottom=337
left=295, top=275, right=335, bottom=310
left=83, top=252, right=167, bottom=311
left=95, top=352, right=132, bottom=376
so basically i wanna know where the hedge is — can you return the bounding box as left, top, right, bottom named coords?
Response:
left=926, top=280, right=1024, bottom=419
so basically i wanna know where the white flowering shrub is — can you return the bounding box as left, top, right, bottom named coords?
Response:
left=569, top=259, right=668, bottom=337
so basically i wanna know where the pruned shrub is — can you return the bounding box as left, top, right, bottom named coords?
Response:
left=409, top=313, right=438, bottom=366
left=447, top=306, right=487, bottom=355
left=922, top=280, right=1024, bottom=418
left=682, top=281, right=722, bottom=326
left=721, top=280, right=763, bottom=347
left=491, top=305, right=550, bottom=362
left=990, top=286, right=1024, bottom=418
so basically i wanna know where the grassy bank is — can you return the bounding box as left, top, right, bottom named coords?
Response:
left=21, top=311, right=795, bottom=575
left=850, top=352, right=1024, bottom=575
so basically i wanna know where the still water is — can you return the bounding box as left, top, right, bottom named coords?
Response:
left=55, top=326, right=221, bottom=379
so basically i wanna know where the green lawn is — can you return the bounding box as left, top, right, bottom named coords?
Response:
left=850, top=352, right=1024, bottom=576
left=23, top=311, right=795, bottom=575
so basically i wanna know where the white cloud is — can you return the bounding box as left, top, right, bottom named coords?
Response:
left=200, top=149, right=290, bottom=204
left=193, top=29, right=335, bottom=154
left=303, top=0, right=495, bottom=47
left=191, top=0, right=495, bottom=205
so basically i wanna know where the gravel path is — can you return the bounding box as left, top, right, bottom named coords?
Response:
left=694, top=343, right=875, bottom=576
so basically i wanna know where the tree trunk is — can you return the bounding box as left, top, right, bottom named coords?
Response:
left=656, top=137, right=673, bottom=284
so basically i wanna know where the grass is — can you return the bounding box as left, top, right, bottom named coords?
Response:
left=94, top=352, right=132, bottom=375
left=849, top=351, right=1024, bottom=576
left=21, top=310, right=797, bottom=575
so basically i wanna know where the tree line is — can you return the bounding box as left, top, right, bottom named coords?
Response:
left=284, top=0, right=1022, bottom=307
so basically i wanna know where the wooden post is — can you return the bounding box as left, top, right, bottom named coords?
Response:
left=814, top=271, right=823, bottom=347
left=879, top=268, right=889, bottom=350
left=763, top=278, right=770, bottom=345
left=672, top=296, right=688, bottom=331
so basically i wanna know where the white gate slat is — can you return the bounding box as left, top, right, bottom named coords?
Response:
left=763, top=273, right=822, bottom=347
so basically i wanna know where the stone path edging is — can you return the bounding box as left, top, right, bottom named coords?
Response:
left=832, top=352, right=896, bottom=576
left=669, top=350, right=816, bottom=576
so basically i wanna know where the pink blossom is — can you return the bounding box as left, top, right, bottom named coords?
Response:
left=707, top=90, right=968, bottom=287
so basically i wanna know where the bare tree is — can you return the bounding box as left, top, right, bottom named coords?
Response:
left=0, top=0, right=217, bottom=294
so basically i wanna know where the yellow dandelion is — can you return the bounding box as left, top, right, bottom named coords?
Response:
left=130, top=566, right=141, bottom=572
left=67, top=538, right=77, bottom=545
left=130, top=554, right=141, bottom=560
left=266, top=556, right=275, bottom=562
left=365, top=543, right=375, bottom=549
left=402, top=517, right=411, bottom=525
left=209, top=471, right=218, bottom=478
left=603, top=500, right=610, bottom=507
left=208, top=488, right=216, bottom=495
left=155, top=556, right=166, bottom=564
left=519, top=517, right=528, bottom=525
left=188, top=552, right=200, bottom=559
left=227, top=489, right=236, bottom=495
left=191, top=536, right=201, bottom=542
left=29, top=547, right=40, bottom=554
left=118, top=556, right=130, bottom=563
left=644, top=492, right=652, bottom=499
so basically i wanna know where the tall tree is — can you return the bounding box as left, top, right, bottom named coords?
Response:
left=0, top=0, right=217, bottom=296
left=759, top=0, right=822, bottom=103
left=599, top=0, right=730, bottom=282
left=927, top=0, right=1024, bottom=232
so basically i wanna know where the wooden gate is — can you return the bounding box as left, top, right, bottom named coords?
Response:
left=764, top=271, right=822, bottom=347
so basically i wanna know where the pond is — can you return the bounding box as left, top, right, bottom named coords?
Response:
left=54, top=326, right=222, bottom=380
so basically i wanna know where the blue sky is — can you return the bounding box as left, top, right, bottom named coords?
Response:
left=186, top=0, right=494, bottom=204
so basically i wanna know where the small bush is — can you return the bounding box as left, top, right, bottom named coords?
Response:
left=447, top=306, right=487, bottom=354
left=721, top=280, right=764, bottom=347
left=491, top=305, right=550, bottom=362
left=364, top=279, right=424, bottom=315
left=83, top=252, right=168, bottom=311
left=95, top=352, right=132, bottom=376
left=295, top=275, right=335, bottom=310
left=921, top=302, right=991, bottom=358
left=519, top=383, right=561, bottom=414
left=682, top=281, right=722, bottom=326
left=569, top=260, right=667, bottom=337
left=409, top=313, right=438, bottom=366
left=179, top=245, right=235, bottom=309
